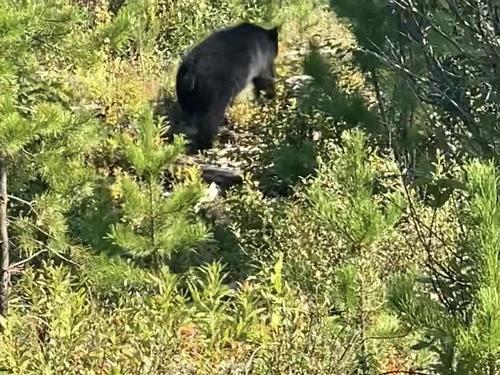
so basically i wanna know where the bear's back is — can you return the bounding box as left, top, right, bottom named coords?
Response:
left=184, top=23, right=271, bottom=78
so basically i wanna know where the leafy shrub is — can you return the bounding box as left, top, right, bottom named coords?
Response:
left=0, top=258, right=313, bottom=374
left=389, top=160, right=500, bottom=373
left=2, top=0, right=498, bottom=373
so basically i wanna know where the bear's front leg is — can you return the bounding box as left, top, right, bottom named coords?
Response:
left=253, top=77, right=276, bottom=100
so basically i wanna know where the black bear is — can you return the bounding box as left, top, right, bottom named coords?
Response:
left=175, top=22, right=279, bottom=151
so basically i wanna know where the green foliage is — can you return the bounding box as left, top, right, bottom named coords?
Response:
left=1, top=0, right=103, bottom=268
left=0, top=257, right=314, bottom=374
left=153, top=0, right=281, bottom=61
left=0, top=264, right=91, bottom=374
left=301, top=46, right=381, bottom=136
left=331, top=0, right=500, bottom=171
left=260, top=141, right=317, bottom=195
left=2, top=0, right=498, bottom=373
left=223, top=129, right=426, bottom=372
left=81, top=253, right=157, bottom=301
left=389, top=161, right=500, bottom=373
left=306, top=130, right=404, bottom=249
left=330, top=0, right=397, bottom=71
left=0, top=0, right=99, bottom=160
left=109, top=109, right=210, bottom=263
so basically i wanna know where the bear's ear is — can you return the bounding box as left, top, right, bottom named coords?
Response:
left=268, top=26, right=279, bottom=41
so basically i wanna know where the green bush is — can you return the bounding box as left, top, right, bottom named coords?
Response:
left=0, top=258, right=312, bottom=374
left=389, top=160, right=500, bottom=373
left=1, top=0, right=498, bottom=373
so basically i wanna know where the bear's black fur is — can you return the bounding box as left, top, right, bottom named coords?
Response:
left=175, top=22, right=279, bottom=151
